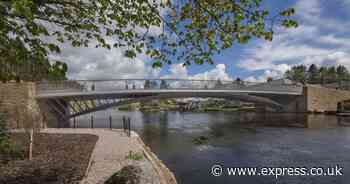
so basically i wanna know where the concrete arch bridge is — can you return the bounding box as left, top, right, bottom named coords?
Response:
left=35, top=79, right=308, bottom=125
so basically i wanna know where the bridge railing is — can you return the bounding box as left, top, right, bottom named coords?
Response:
left=36, top=79, right=303, bottom=94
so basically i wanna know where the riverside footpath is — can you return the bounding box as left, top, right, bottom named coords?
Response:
left=40, top=129, right=177, bottom=184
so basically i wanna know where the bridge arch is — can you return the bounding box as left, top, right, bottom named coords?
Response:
left=35, top=78, right=304, bottom=124
left=66, top=92, right=283, bottom=118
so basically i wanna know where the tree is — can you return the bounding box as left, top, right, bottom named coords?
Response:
left=285, top=65, right=307, bottom=83
left=307, top=64, right=320, bottom=83
left=336, top=65, right=350, bottom=80
left=319, top=66, right=328, bottom=83
left=1, top=1, right=297, bottom=69
left=284, top=64, right=350, bottom=84
left=326, top=66, right=337, bottom=82
left=47, top=61, right=68, bottom=81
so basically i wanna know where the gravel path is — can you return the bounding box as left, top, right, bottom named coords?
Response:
left=40, top=129, right=161, bottom=184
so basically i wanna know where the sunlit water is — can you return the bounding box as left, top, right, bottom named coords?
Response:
left=69, top=110, right=350, bottom=184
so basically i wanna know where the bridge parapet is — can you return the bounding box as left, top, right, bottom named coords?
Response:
left=36, top=79, right=303, bottom=95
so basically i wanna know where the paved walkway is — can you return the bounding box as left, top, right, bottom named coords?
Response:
left=40, top=129, right=162, bottom=184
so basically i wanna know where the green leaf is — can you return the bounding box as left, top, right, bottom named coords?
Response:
left=280, top=8, right=295, bottom=17
left=282, top=20, right=298, bottom=28
left=124, top=50, right=137, bottom=58
left=152, top=61, right=163, bottom=68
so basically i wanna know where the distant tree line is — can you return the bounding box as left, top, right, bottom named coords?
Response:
left=285, top=64, right=350, bottom=84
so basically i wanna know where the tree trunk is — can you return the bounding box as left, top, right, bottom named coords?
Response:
left=29, top=129, right=33, bottom=160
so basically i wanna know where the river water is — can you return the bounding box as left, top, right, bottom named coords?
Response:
left=71, top=110, right=350, bottom=184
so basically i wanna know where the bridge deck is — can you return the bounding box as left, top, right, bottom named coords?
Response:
left=35, top=79, right=304, bottom=118
left=36, top=89, right=303, bottom=99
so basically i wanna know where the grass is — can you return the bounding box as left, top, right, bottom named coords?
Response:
left=125, top=151, right=144, bottom=161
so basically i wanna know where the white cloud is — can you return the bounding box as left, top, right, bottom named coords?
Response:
left=49, top=43, right=159, bottom=80
left=318, top=35, right=350, bottom=47
left=239, top=0, right=350, bottom=81
left=294, top=0, right=321, bottom=23
left=163, top=63, right=232, bottom=81
left=191, top=64, right=232, bottom=81
left=245, top=64, right=291, bottom=82
left=166, top=64, right=189, bottom=79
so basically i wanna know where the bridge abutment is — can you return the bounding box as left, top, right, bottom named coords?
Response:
left=0, top=82, right=71, bottom=128
left=267, top=85, right=350, bottom=113
left=304, top=85, right=350, bottom=113
left=0, top=82, right=45, bottom=128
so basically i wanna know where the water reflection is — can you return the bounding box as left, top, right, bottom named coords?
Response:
left=68, top=111, right=350, bottom=184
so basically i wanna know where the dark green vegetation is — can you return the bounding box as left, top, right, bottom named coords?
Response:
left=0, top=133, right=98, bottom=184
left=105, top=165, right=142, bottom=184
left=125, top=151, right=144, bottom=161
left=1, top=0, right=297, bottom=70
left=285, top=64, right=350, bottom=84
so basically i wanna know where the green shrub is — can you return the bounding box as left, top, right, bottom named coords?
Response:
left=125, top=151, right=143, bottom=161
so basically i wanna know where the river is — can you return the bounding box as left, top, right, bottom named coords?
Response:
left=70, top=110, right=350, bottom=184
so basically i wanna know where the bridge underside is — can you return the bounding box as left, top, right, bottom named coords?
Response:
left=37, top=91, right=299, bottom=121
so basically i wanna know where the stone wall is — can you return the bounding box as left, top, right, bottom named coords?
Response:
left=0, top=82, right=45, bottom=128
left=305, top=85, right=350, bottom=113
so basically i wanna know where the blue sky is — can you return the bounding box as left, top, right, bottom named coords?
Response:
left=50, top=0, right=350, bottom=82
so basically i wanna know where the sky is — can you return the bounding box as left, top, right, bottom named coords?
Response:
left=49, top=0, right=350, bottom=82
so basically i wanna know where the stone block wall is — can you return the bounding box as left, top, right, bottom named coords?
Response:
left=305, top=85, right=350, bottom=113
left=0, top=82, right=45, bottom=128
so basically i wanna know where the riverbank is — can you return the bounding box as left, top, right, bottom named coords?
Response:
left=117, top=101, right=256, bottom=112
left=40, top=129, right=177, bottom=184
left=1, top=129, right=177, bottom=184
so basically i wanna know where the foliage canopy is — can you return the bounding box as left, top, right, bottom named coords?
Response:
left=1, top=0, right=297, bottom=72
